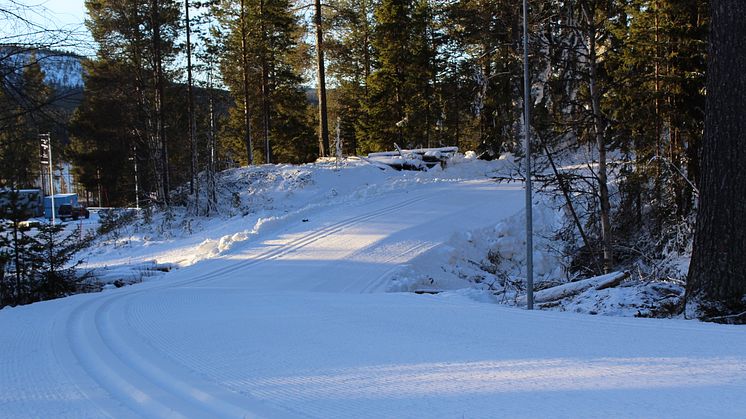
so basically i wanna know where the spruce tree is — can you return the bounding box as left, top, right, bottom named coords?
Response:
left=0, top=192, right=37, bottom=306
left=80, top=0, right=181, bottom=205
left=31, top=223, right=93, bottom=303
left=0, top=54, right=52, bottom=189
left=325, top=0, right=376, bottom=155
left=216, top=0, right=314, bottom=164
left=362, top=0, right=439, bottom=151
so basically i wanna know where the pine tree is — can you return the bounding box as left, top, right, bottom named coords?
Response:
left=80, top=0, right=181, bottom=205
left=216, top=0, right=314, bottom=164
left=686, top=0, right=746, bottom=323
left=445, top=0, right=523, bottom=157
left=361, top=0, right=439, bottom=151
left=0, top=54, right=52, bottom=189
left=69, top=59, right=140, bottom=206
left=325, top=0, right=376, bottom=155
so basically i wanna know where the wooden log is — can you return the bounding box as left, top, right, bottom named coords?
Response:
left=595, top=271, right=630, bottom=290
left=534, top=271, right=629, bottom=304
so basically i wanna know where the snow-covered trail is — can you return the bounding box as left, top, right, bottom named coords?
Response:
left=2, top=179, right=746, bottom=418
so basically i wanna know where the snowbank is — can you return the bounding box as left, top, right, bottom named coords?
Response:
left=82, top=155, right=514, bottom=284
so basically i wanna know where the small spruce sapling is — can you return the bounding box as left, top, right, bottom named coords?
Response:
left=30, top=223, right=93, bottom=303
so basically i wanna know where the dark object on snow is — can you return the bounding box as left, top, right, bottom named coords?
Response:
left=58, top=204, right=90, bottom=221
left=302, top=218, right=309, bottom=222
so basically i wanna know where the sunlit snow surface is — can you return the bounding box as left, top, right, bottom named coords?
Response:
left=2, top=158, right=745, bottom=418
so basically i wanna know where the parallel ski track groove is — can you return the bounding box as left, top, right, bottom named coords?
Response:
left=176, top=192, right=432, bottom=288
left=63, top=192, right=433, bottom=418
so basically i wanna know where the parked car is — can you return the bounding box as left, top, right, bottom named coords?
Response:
left=58, top=204, right=90, bottom=221
left=18, top=220, right=41, bottom=230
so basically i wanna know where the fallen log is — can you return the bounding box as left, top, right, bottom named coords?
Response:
left=534, top=271, right=630, bottom=304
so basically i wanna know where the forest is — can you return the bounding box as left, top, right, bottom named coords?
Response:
left=1, top=0, right=745, bottom=321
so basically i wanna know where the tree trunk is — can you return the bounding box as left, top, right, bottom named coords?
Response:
left=686, top=1, right=746, bottom=323
left=586, top=9, right=613, bottom=273
left=262, top=61, right=271, bottom=164
left=260, top=0, right=271, bottom=164
left=314, top=0, right=330, bottom=158
left=12, top=220, right=21, bottom=305
left=185, top=0, right=197, bottom=200
left=240, top=0, right=254, bottom=165
left=152, top=0, right=170, bottom=205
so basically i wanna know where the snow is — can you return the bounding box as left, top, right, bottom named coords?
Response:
left=3, top=49, right=84, bottom=89
left=38, top=52, right=84, bottom=88
left=1, top=157, right=745, bottom=418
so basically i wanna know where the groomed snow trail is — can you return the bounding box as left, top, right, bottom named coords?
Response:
left=2, top=179, right=746, bottom=418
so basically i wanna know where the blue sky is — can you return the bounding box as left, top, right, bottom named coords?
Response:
left=24, top=0, right=91, bottom=55
left=39, top=0, right=87, bottom=28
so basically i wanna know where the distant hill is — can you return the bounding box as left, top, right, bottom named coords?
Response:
left=0, top=47, right=85, bottom=90
left=1, top=47, right=321, bottom=124
left=36, top=51, right=85, bottom=89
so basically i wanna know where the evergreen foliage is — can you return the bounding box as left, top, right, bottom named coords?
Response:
left=71, top=0, right=182, bottom=206
left=0, top=193, right=92, bottom=307
left=2, top=0, right=718, bottom=308
left=0, top=54, right=54, bottom=189
left=215, top=0, right=315, bottom=165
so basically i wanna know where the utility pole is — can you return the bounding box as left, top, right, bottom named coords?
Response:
left=40, top=133, right=55, bottom=225
left=131, top=143, right=140, bottom=210
left=522, top=0, right=534, bottom=309
left=335, top=116, right=342, bottom=170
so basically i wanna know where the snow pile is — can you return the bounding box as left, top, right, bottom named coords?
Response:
left=390, top=188, right=685, bottom=318
left=388, top=201, right=566, bottom=296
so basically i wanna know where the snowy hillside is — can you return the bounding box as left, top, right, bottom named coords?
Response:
left=2, top=156, right=744, bottom=418
left=37, top=52, right=84, bottom=88
left=83, top=155, right=507, bottom=275
left=2, top=48, right=84, bottom=89
left=85, top=155, right=687, bottom=318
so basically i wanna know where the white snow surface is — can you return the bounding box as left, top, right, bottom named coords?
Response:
left=4, top=50, right=85, bottom=89
left=2, top=158, right=745, bottom=418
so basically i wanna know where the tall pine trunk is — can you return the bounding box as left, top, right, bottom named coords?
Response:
left=152, top=0, right=170, bottom=205
left=585, top=3, right=613, bottom=273
left=185, top=0, right=198, bottom=201
left=314, top=0, right=330, bottom=158
left=240, top=0, right=254, bottom=165
left=260, top=0, right=272, bottom=164
left=686, top=0, right=746, bottom=323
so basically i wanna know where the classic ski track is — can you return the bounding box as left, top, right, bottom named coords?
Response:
left=61, top=191, right=436, bottom=418
left=174, top=191, right=434, bottom=288
left=355, top=240, right=437, bottom=294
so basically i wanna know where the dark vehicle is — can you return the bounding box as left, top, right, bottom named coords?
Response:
left=58, top=204, right=90, bottom=221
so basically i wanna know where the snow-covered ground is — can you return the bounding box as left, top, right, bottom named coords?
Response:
left=2, top=157, right=745, bottom=418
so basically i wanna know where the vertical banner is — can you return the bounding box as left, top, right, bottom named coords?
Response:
left=39, top=134, right=50, bottom=165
